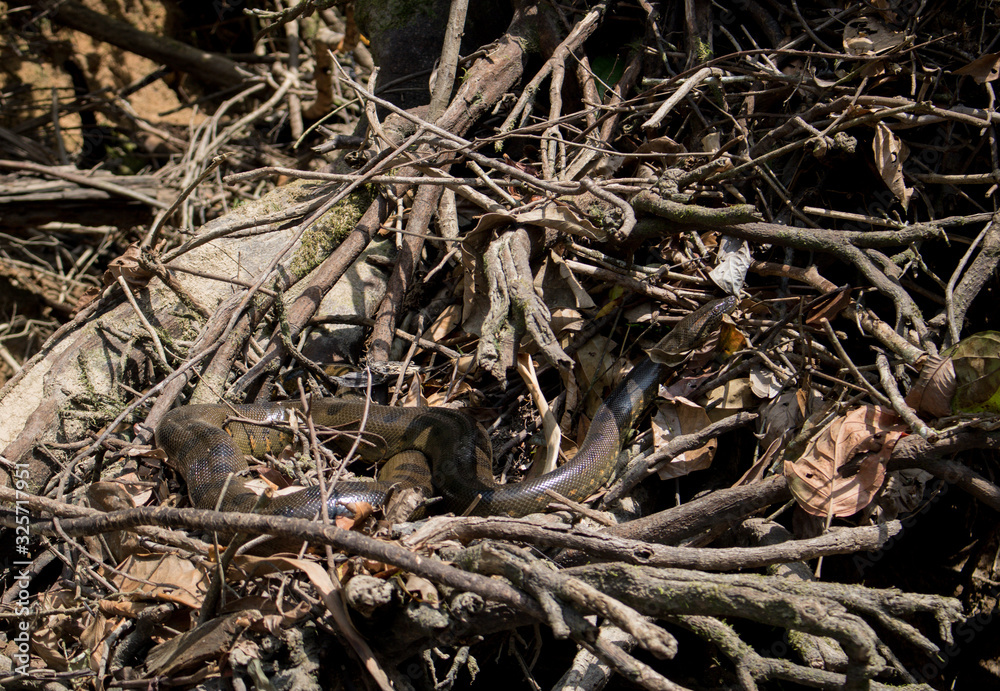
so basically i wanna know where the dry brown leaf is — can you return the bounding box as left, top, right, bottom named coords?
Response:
left=635, top=135, right=685, bottom=156
left=469, top=203, right=607, bottom=241
left=400, top=371, right=427, bottom=407
left=803, top=290, right=853, bottom=326
left=535, top=250, right=597, bottom=310
left=425, top=303, right=462, bottom=343
left=80, top=610, right=110, bottom=672
left=702, top=377, right=754, bottom=423
left=86, top=479, right=148, bottom=562
left=337, top=501, right=374, bottom=529
left=112, top=553, right=209, bottom=608
left=717, top=318, right=746, bottom=358
left=104, top=242, right=154, bottom=286
left=31, top=591, right=89, bottom=670
left=651, top=399, right=716, bottom=479
left=86, top=480, right=138, bottom=511
left=400, top=573, right=440, bottom=605
left=89, top=474, right=152, bottom=508
left=843, top=16, right=905, bottom=56
left=741, top=389, right=823, bottom=485
left=426, top=379, right=475, bottom=406
left=98, top=600, right=158, bottom=619
left=905, top=354, right=956, bottom=417
left=145, top=610, right=259, bottom=677
left=784, top=406, right=906, bottom=518
left=873, top=121, right=913, bottom=210
left=550, top=306, right=585, bottom=334
left=736, top=435, right=783, bottom=486
left=876, top=468, right=935, bottom=521
left=219, top=596, right=311, bottom=632
left=954, top=52, right=1000, bottom=83
left=517, top=352, right=560, bottom=475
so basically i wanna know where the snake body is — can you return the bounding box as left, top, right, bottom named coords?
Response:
left=156, top=297, right=736, bottom=518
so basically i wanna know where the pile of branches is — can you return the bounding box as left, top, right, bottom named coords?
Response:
left=2, top=1, right=1000, bottom=690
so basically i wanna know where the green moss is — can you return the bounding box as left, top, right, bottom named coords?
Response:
left=286, top=186, right=375, bottom=280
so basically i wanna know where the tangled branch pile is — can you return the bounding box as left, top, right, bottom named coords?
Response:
left=2, top=1, right=1000, bottom=690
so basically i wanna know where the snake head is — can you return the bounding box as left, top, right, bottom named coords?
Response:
left=648, top=295, right=738, bottom=366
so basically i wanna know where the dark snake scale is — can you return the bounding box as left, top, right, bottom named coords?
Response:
left=156, top=297, right=737, bottom=519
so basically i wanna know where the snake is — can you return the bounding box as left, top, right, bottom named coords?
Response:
left=156, top=296, right=737, bottom=519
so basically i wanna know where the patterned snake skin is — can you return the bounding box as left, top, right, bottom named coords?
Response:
left=156, top=296, right=737, bottom=518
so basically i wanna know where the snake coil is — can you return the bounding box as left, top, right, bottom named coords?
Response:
left=156, top=296, right=737, bottom=518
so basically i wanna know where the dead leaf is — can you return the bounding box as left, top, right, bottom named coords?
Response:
left=803, top=290, right=853, bottom=326
left=535, top=250, right=596, bottom=310
left=517, top=352, right=560, bottom=475
left=426, top=379, right=475, bottom=406
left=399, top=574, right=440, bottom=605
left=635, top=136, right=685, bottom=156
left=145, top=610, right=260, bottom=677
left=758, top=388, right=821, bottom=451
left=702, top=377, right=754, bottom=423
left=905, top=354, right=956, bottom=417
left=425, top=303, right=463, bottom=343
left=651, top=399, right=716, bottom=479
left=104, top=242, right=154, bottom=286
left=80, top=611, right=110, bottom=672
left=337, top=501, right=374, bottom=529
left=875, top=468, right=935, bottom=521
left=749, top=364, right=783, bottom=399
left=954, top=52, right=1000, bottom=83
left=31, top=591, right=89, bottom=670
left=87, top=480, right=146, bottom=562
left=594, top=290, right=625, bottom=319
left=717, top=318, right=746, bottom=359
left=701, top=131, right=722, bottom=153
left=740, top=388, right=822, bottom=485
left=872, top=121, right=913, bottom=210
left=843, top=16, right=905, bottom=56
left=550, top=306, right=585, bottom=334
left=219, top=596, right=311, bottom=632
left=112, top=553, right=209, bottom=609
left=784, top=406, right=906, bottom=518
left=401, top=371, right=427, bottom=407
left=98, top=600, right=159, bottom=619
left=87, top=480, right=140, bottom=511
left=709, top=235, right=751, bottom=296
left=469, top=203, right=607, bottom=242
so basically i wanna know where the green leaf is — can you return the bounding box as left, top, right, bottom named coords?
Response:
left=946, top=331, right=1000, bottom=414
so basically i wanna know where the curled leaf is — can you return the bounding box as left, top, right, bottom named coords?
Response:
left=873, top=122, right=912, bottom=210
left=905, top=354, right=956, bottom=417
